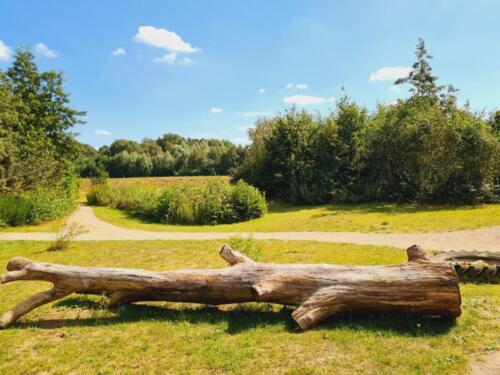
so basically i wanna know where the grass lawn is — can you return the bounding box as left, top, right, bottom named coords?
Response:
left=93, top=201, right=500, bottom=233
left=0, top=240, right=498, bottom=374
left=0, top=216, right=66, bottom=233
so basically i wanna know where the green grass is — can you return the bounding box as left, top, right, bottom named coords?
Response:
left=0, top=216, right=66, bottom=233
left=93, top=201, right=500, bottom=233
left=0, top=240, right=498, bottom=374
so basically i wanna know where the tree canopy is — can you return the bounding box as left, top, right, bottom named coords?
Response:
left=76, top=134, right=246, bottom=178
left=235, top=39, right=499, bottom=204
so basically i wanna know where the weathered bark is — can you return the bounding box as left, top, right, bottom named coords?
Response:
left=0, top=245, right=461, bottom=330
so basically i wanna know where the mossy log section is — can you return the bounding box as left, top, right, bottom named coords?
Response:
left=0, top=245, right=461, bottom=330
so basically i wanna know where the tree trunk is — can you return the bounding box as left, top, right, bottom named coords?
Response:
left=0, top=245, right=461, bottom=330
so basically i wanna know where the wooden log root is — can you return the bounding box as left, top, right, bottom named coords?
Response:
left=0, top=245, right=461, bottom=330
left=432, top=251, right=500, bottom=283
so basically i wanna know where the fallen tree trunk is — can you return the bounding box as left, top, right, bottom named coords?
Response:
left=0, top=245, right=461, bottom=330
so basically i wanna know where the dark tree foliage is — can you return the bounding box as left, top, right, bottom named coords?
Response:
left=77, top=134, right=246, bottom=178
left=235, top=40, right=499, bottom=204
left=0, top=49, right=85, bottom=194
left=0, top=48, right=84, bottom=225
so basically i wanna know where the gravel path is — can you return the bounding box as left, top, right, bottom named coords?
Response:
left=1, top=205, right=499, bottom=251
left=469, top=351, right=500, bottom=375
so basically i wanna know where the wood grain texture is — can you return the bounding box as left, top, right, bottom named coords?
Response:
left=0, top=244, right=461, bottom=330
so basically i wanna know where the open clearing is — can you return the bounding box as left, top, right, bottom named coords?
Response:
left=0, top=240, right=498, bottom=374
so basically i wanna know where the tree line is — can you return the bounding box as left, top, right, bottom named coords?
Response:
left=234, top=40, right=500, bottom=204
left=77, top=134, right=246, bottom=179
left=1, top=39, right=499, bottom=227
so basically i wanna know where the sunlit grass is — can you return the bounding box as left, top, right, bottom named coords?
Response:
left=0, top=216, right=66, bottom=233
left=0, top=240, right=497, bottom=374
left=93, top=200, right=500, bottom=233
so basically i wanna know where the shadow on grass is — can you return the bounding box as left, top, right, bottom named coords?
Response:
left=268, top=200, right=483, bottom=218
left=13, top=296, right=456, bottom=336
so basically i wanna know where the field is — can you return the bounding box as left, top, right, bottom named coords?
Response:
left=3, top=177, right=499, bottom=234
left=0, top=240, right=498, bottom=374
left=91, top=183, right=500, bottom=233
left=93, top=201, right=500, bottom=233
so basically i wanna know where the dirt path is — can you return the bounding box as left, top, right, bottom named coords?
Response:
left=469, top=351, right=500, bottom=375
left=1, top=205, right=499, bottom=251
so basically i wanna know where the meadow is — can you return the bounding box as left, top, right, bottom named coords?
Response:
left=93, top=199, right=500, bottom=233
left=92, top=176, right=500, bottom=233
left=0, top=240, right=498, bottom=374
left=3, top=176, right=499, bottom=233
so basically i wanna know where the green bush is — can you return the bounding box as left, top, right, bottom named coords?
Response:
left=87, top=181, right=267, bottom=225
left=233, top=40, right=500, bottom=205
left=0, top=184, right=77, bottom=226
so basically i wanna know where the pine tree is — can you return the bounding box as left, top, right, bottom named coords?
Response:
left=395, top=38, right=444, bottom=101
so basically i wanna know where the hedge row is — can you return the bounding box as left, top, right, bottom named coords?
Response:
left=0, top=185, right=78, bottom=227
left=87, top=181, right=267, bottom=225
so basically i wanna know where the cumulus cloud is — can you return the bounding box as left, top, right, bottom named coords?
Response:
left=240, top=111, right=269, bottom=118
left=283, top=95, right=327, bottom=105
left=34, top=43, right=58, bottom=58
left=286, top=82, right=308, bottom=89
left=153, top=52, right=194, bottom=66
left=210, top=107, right=223, bottom=113
left=134, top=25, right=198, bottom=53
left=259, top=88, right=266, bottom=93
left=94, top=130, right=112, bottom=136
left=0, top=40, right=11, bottom=61
left=112, top=48, right=126, bottom=56
left=369, top=66, right=412, bottom=81
left=153, top=52, right=177, bottom=64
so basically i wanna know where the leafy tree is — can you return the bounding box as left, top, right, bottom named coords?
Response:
left=0, top=49, right=85, bottom=194
left=236, top=39, right=499, bottom=204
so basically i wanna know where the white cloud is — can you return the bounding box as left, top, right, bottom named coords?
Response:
left=153, top=53, right=193, bottom=66
left=369, top=66, right=412, bottom=81
left=134, top=25, right=198, bottom=53
left=240, top=111, right=268, bottom=118
left=94, top=130, right=112, bottom=136
left=283, top=95, right=326, bottom=105
left=112, top=47, right=126, bottom=56
left=259, top=88, right=266, bottom=93
left=0, top=40, right=11, bottom=61
left=286, top=82, right=308, bottom=89
left=327, top=96, right=336, bottom=102
left=210, top=107, right=223, bottom=113
left=153, top=52, right=177, bottom=64
left=34, top=43, right=58, bottom=58
left=389, top=85, right=400, bottom=92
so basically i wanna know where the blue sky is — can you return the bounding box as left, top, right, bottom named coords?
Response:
left=1, top=0, right=499, bottom=148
